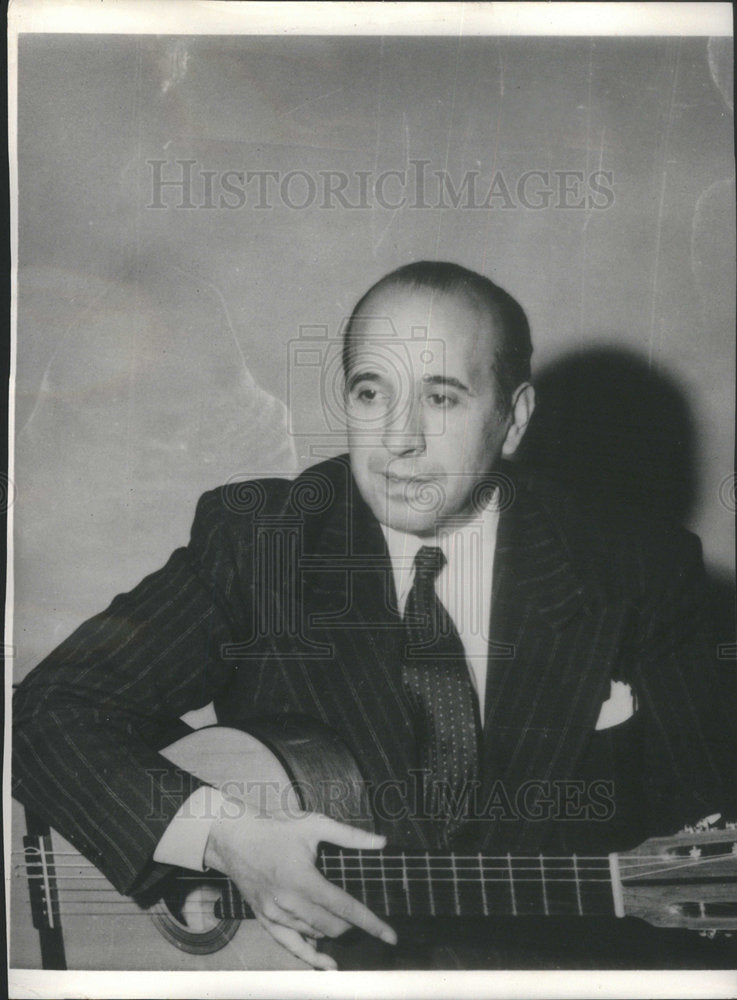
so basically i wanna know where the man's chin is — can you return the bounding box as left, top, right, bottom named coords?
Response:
left=374, top=500, right=441, bottom=537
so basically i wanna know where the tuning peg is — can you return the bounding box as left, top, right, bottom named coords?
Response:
left=694, top=813, right=722, bottom=831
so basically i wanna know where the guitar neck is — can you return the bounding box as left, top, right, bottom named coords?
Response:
left=217, top=849, right=617, bottom=920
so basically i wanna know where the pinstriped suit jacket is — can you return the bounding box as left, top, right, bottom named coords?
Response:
left=12, top=454, right=737, bottom=898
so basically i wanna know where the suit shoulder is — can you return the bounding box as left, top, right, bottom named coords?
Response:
left=192, top=454, right=350, bottom=533
left=513, top=465, right=703, bottom=582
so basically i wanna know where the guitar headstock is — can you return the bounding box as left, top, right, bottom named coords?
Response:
left=616, top=815, right=737, bottom=932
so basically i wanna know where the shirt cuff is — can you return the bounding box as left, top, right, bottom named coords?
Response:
left=153, top=785, right=227, bottom=871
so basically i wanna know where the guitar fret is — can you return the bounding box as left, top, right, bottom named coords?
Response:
left=573, top=854, right=582, bottom=915
left=478, top=853, right=489, bottom=916
left=608, top=852, right=624, bottom=917
left=450, top=853, right=460, bottom=916
left=358, top=851, right=367, bottom=906
left=539, top=855, right=548, bottom=915
left=579, top=857, right=617, bottom=916
left=401, top=854, right=411, bottom=916
left=379, top=852, right=390, bottom=915
left=425, top=853, right=436, bottom=916
left=339, top=851, right=347, bottom=893
left=507, top=853, right=517, bottom=915
left=513, top=859, right=538, bottom=914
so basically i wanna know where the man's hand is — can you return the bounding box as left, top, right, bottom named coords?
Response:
left=204, top=804, right=397, bottom=970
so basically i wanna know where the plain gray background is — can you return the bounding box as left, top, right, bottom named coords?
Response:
left=13, top=33, right=735, bottom=681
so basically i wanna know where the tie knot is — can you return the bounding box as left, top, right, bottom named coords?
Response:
left=413, top=545, right=446, bottom=581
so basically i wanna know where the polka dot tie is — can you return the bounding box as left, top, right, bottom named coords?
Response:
left=402, top=545, right=480, bottom=838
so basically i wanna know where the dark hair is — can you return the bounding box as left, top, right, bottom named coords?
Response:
left=342, top=260, right=532, bottom=412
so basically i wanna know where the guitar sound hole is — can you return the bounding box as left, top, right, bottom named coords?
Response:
left=164, top=881, right=221, bottom=932
left=149, top=878, right=240, bottom=955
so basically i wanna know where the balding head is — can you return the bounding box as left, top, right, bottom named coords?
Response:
left=343, top=260, right=532, bottom=414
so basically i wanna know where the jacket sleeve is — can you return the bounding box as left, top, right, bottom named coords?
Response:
left=12, top=487, right=251, bottom=896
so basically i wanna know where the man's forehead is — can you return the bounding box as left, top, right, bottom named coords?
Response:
left=349, top=283, right=499, bottom=375
left=355, top=282, right=486, bottom=326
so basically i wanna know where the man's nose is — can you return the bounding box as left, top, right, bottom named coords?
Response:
left=381, top=398, right=426, bottom=455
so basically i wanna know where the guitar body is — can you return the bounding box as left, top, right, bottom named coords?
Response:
left=13, top=716, right=368, bottom=971
left=13, top=716, right=737, bottom=970
left=10, top=809, right=306, bottom=970
left=161, top=714, right=374, bottom=832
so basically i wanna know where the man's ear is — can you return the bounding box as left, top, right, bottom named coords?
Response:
left=501, top=383, right=535, bottom=457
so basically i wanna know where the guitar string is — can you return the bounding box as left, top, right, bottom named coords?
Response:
left=17, top=871, right=732, bottom=915
left=19, top=897, right=737, bottom=920
left=16, top=872, right=726, bottom=908
left=16, top=848, right=734, bottom=859
left=9, top=858, right=618, bottom=870
left=13, top=859, right=731, bottom=881
left=6, top=862, right=637, bottom=878
left=15, top=875, right=622, bottom=885
left=15, top=848, right=733, bottom=864
left=13, top=854, right=618, bottom=868
left=15, top=908, right=626, bottom=917
left=11, top=855, right=627, bottom=877
left=14, top=850, right=736, bottom=886
left=14, top=855, right=730, bottom=874
left=10, top=868, right=723, bottom=890
left=21, top=887, right=737, bottom=919
left=31, top=911, right=737, bottom=921
left=17, top=888, right=621, bottom=915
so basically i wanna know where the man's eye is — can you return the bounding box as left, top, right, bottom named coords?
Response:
left=427, top=392, right=458, bottom=409
left=350, top=385, right=388, bottom=407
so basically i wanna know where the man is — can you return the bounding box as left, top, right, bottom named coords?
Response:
left=13, top=262, right=736, bottom=970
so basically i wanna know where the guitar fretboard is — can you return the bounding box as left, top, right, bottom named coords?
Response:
left=215, top=849, right=616, bottom=920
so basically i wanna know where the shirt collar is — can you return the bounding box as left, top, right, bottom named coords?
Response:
left=380, top=497, right=500, bottom=610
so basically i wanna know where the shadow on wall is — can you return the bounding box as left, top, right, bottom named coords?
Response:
left=516, top=346, right=736, bottom=652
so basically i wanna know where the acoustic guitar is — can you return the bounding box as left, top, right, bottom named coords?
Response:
left=13, top=716, right=737, bottom=970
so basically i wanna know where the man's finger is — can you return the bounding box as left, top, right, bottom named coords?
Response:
left=307, top=813, right=387, bottom=852
left=271, top=889, right=352, bottom=939
left=303, top=868, right=397, bottom=945
left=293, top=900, right=352, bottom=939
left=275, top=910, right=328, bottom=940
left=258, top=915, right=337, bottom=971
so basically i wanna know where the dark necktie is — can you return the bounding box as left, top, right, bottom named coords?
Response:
left=402, top=545, right=480, bottom=835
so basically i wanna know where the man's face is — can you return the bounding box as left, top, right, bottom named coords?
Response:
left=345, top=284, right=528, bottom=535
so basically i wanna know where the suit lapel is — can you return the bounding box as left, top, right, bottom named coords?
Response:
left=293, top=457, right=632, bottom=852
left=480, top=472, right=628, bottom=850
left=298, top=457, right=429, bottom=845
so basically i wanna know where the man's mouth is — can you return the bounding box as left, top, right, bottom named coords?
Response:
left=383, top=472, right=434, bottom=484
